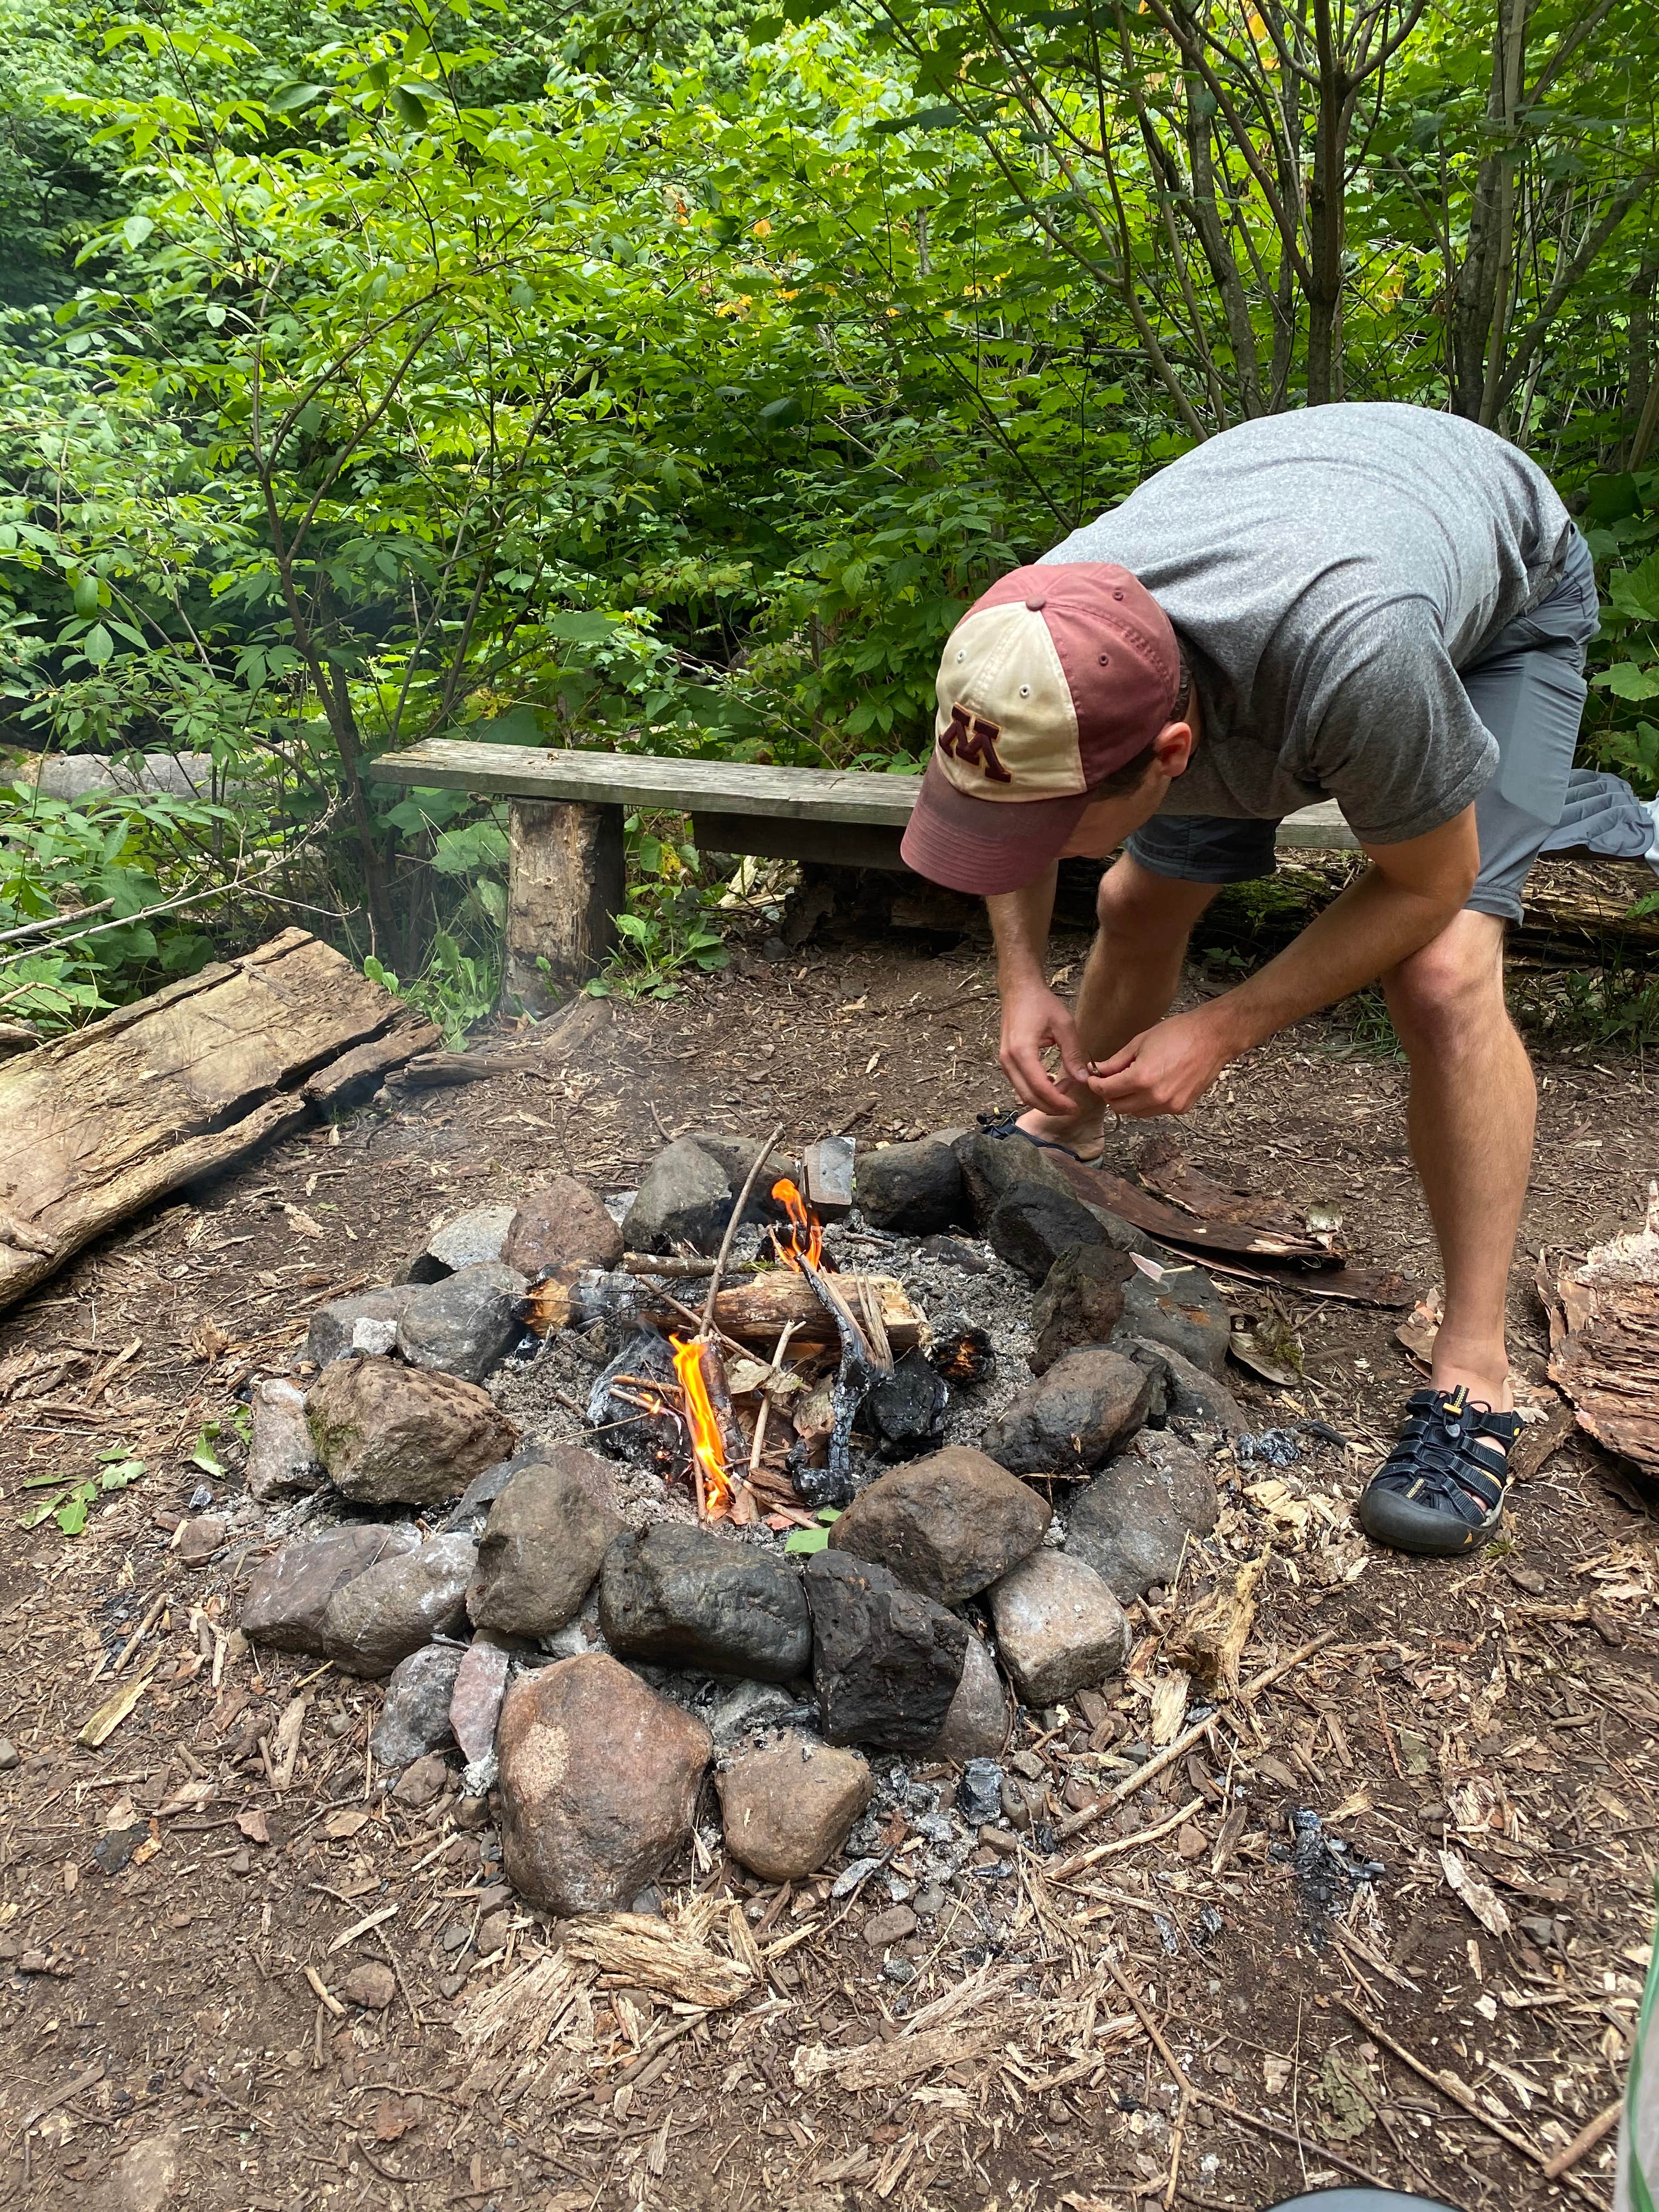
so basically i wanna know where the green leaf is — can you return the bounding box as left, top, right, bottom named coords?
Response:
left=55, top=1486, right=95, bottom=1536
left=870, top=103, right=962, bottom=134
left=99, top=1459, right=145, bottom=1491
left=72, top=573, right=100, bottom=617
left=784, top=1525, right=832, bottom=1553
left=269, top=81, right=328, bottom=112
left=544, top=611, right=617, bottom=642
left=122, top=215, right=155, bottom=250
left=391, top=86, right=428, bottom=126
left=82, top=623, right=114, bottom=667
left=1596, top=661, right=1659, bottom=701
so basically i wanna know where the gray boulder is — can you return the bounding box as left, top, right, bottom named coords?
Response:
left=246, top=1377, right=323, bottom=1502
left=988, top=1550, right=1132, bottom=1704
left=242, top=1523, right=421, bottom=1654
left=370, top=1643, right=464, bottom=1770
left=926, top=1630, right=1013, bottom=1761
left=406, top=1203, right=517, bottom=1283
left=1109, top=1263, right=1231, bottom=1376
left=953, top=1129, right=1074, bottom=1228
left=305, top=1286, right=415, bottom=1367
left=857, top=1140, right=968, bottom=1234
left=1064, top=1430, right=1221, bottom=1601
left=319, top=1533, right=478, bottom=1676
left=469, top=1449, right=625, bottom=1636
left=802, top=1549, right=967, bottom=1752
left=986, top=1183, right=1120, bottom=1285
left=599, top=1523, right=811, bottom=1681
left=685, top=1132, right=796, bottom=1211
left=1130, top=1341, right=1248, bottom=1435
left=396, top=1262, right=527, bottom=1381
left=981, top=1345, right=1154, bottom=1477
left=622, top=1138, right=736, bottom=1256
left=829, top=1446, right=1049, bottom=1605
left=306, top=1356, right=517, bottom=1506
left=1030, top=1245, right=1135, bottom=1375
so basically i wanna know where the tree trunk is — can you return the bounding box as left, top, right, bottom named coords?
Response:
left=505, top=798, right=625, bottom=1006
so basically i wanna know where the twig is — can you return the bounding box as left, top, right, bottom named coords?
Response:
left=749, top=1321, right=799, bottom=1476
left=1099, top=1951, right=1194, bottom=2212
left=1055, top=1630, right=1340, bottom=1842
left=1543, top=2099, right=1622, bottom=2180
left=109, top=1592, right=168, bottom=1678
left=1048, top=1796, right=1205, bottom=1883
left=701, top=1122, right=786, bottom=1335
left=0, top=898, right=115, bottom=948
left=1340, top=2002, right=1602, bottom=2203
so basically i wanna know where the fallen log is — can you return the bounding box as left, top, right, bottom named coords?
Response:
left=0, top=929, right=431, bottom=1317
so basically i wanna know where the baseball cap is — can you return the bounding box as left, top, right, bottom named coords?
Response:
left=900, top=561, right=1181, bottom=895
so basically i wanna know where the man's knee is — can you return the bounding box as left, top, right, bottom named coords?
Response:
left=1096, top=856, right=1217, bottom=947
left=1383, top=919, right=1508, bottom=1053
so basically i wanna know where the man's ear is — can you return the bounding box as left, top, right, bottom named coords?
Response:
left=1152, top=719, right=1194, bottom=780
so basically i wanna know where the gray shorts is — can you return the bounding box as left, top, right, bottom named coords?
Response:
left=1127, top=528, right=1600, bottom=921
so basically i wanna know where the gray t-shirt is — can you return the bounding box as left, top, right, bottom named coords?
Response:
left=1040, top=403, right=1573, bottom=842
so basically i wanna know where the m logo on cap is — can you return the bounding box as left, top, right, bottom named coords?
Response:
left=940, top=704, right=1012, bottom=784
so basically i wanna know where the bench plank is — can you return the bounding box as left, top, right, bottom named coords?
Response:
left=374, top=740, right=1364, bottom=853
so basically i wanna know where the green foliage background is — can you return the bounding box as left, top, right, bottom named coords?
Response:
left=0, top=0, right=1655, bottom=1034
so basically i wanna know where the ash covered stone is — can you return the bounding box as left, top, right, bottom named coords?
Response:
left=406, top=1202, right=517, bottom=1283
left=802, top=1549, right=967, bottom=1752
left=319, top=1532, right=478, bottom=1676
left=305, top=1286, right=415, bottom=1367
left=599, top=1523, right=811, bottom=1682
left=370, top=1642, right=464, bottom=1770
left=981, top=1345, right=1154, bottom=1477
left=396, top=1261, right=527, bottom=1382
left=246, top=1377, right=323, bottom=1502
left=1063, top=1429, right=1221, bottom=1601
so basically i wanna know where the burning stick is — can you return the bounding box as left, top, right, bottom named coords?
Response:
left=673, top=1125, right=785, bottom=1523
left=771, top=1174, right=893, bottom=1497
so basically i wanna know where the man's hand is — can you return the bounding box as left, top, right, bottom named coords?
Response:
left=999, top=979, right=1091, bottom=1116
left=1088, top=1005, right=1235, bottom=1118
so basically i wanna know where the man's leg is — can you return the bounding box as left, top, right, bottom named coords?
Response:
left=1381, top=909, right=1533, bottom=1414
left=1017, top=854, right=1222, bottom=1152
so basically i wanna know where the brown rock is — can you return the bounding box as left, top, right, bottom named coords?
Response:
left=391, top=1751, right=450, bottom=1809
left=176, top=1515, right=224, bottom=1568
left=449, top=1634, right=512, bottom=1765
left=862, top=1904, right=918, bottom=1949
left=306, top=1356, right=516, bottom=1506
left=1029, top=1245, right=1135, bottom=1374
left=502, top=1175, right=623, bottom=1280
left=341, top=1961, right=397, bottom=2009
left=496, top=1654, right=710, bottom=1915
left=105, top=2128, right=181, bottom=2212
left=468, top=1451, right=625, bottom=1636
left=476, top=1910, right=511, bottom=1956
left=715, top=1734, right=872, bottom=1882
left=926, top=1630, right=1012, bottom=1761
left=241, top=1523, right=421, bottom=1654
left=987, top=1550, right=1132, bottom=1704
left=830, top=1446, right=1049, bottom=1605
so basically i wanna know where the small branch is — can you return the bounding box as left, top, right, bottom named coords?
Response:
left=0, top=897, right=116, bottom=948
left=700, top=1122, right=786, bottom=1336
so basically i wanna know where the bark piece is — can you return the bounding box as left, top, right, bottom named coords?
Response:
left=1543, top=1186, right=1659, bottom=1474
left=0, top=929, right=420, bottom=1317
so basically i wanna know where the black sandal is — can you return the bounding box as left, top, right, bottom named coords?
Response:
left=976, top=1107, right=1106, bottom=1169
left=1356, top=1385, right=1523, bottom=1557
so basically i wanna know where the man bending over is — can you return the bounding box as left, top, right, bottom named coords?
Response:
left=900, top=402, right=1598, bottom=1561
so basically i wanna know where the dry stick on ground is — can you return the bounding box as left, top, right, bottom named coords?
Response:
left=1055, top=1630, right=1341, bottom=1841
left=1544, top=2099, right=1624, bottom=2181
left=1340, top=2002, right=1604, bottom=2205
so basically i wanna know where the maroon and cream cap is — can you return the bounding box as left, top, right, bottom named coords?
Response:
left=900, top=562, right=1181, bottom=895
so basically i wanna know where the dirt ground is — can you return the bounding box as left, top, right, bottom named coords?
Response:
left=1, top=907, right=1655, bottom=2212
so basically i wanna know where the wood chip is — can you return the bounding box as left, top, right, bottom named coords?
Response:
left=1439, top=1848, right=1512, bottom=1937
left=560, top=1914, right=753, bottom=2010
left=77, top=1661, right=161, bottom=1748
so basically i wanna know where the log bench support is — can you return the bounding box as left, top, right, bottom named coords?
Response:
left=506, top=798, right=625, bottom=1005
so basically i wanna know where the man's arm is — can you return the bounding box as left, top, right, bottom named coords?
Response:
left=986, top=866, right=1091, bottom=1115
left=1090, top=806, right=1481, bottom=1117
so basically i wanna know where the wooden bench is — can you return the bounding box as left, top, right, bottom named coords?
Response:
left=374, top=739, right=1359, bottom=993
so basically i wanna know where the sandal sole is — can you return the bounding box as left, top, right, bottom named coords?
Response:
left=1356, top=1481, right=1502, bottom=1558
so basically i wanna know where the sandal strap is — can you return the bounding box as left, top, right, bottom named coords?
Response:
left=1369, top=1387, right=1516, bottom=1528
left=975, top=1108, right=1105, bottom=1167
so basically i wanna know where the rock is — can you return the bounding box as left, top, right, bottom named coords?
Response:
left=106, top=2128, right=181, bottom=2212
left=0, top=1739, right=17, bottom=1771
left=926, top=1630, right=1012, bottom=1760
left=864, top=1346, right=950, bottom=1459
left=304, top=1286, right=415, bottom=1367
left=686, top=1131, right=797, bottom=1205
left=242, top=1523, right=422, bottom=1654
left=477, top=1910, right=511, bottom=1956
left=863, top=1904, right=918, bottom=1950
left=496, top=1653, right=710, bottom=1915
left=454, top=1794, right=490, bottom=1831
left=802, top=1550, right=967, bottom=1751
left=953, top=1129, right=1074, bottom=1228
left=1030, top=1246, right=1135, bottom=1374
left=620, top=1137, right=741, bottom=1256
left=956, top=1757, right=1003, bottom=1826
left=370, top=1643, right=464, bottom=1770
left=540, top=1588, right=610, bottom=1661
left=830, top=1446, right=1049, bottom=1605
left=246, top=1377, right=323, bottom=1502
left=395, top=1262, right=527, bottom=1382
left=856, top=1139, right=968, bottom=1234
left=502, top=1175, right=624, bottom=1279
left=1064, top=1431, right=1221, bottom=1601
left=1110, top=1263, right=1231, bottom=1375
left=708, top=1679, right=804, bottom=1747
left=176, top=1515, right=224, bottom=1568
left=986, top=1183, right=1122, bottom=1285
left=1131, top=1341, right=1247, bottom=1434
left=987, top=1551, right=1132, bottom=1704
left=407, top=1203, right=517, bottom=1283
left=319, top=1534, right=478, bottom=1676
left=599, top=1524, right=811, bottom=1681
left=715, top=1734, right=872, bottom=1881
left=306, top=1356, right=517, bottom=1506
left=341, top=1961, right=398, bottom=2010
left=391, top=1750, right=450, bottom=1808
left=981, top=1346, right=1154, bottom=1476
left=468, top=1452, right=625, bottom=1635
left=449, top=1634, right=513, bottom=1764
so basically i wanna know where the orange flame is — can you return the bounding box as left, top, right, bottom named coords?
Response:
left=771, top=1176, right=823, bottom=1271
left=671, top=1334, right=731, bottom=1519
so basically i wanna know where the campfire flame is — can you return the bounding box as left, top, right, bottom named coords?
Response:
left=771, top=1177, right=823, bottom=1272
left=670, top=1334, right=732, bottom=1519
